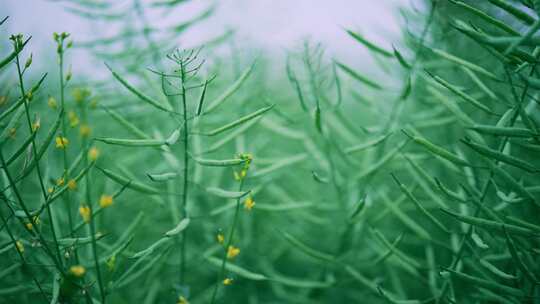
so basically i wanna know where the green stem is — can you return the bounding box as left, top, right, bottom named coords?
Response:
left=180, top=62, right=189, bottom=285
left=58, top=45, right=76, bottom=242
left=13, top=47, right=63, bottom=268
left=210, top=178, right=245, bottom=304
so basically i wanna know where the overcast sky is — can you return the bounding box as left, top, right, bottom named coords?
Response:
left=2, top=0, right=409, bottom=73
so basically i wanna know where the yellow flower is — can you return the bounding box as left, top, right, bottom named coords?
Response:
left=88, top=147, right=99, bottom=162
left=68, top=111, right=79, bottom=127
left=79, top=205, right=91, bottom=223
left=26, top=216, right=39, bottom=230
left=56, top=177, right=65, bottom=186
left=69, top=265, right=86, bottom=277
left=217, top=233, right=225, bottom=244
left=244, top=196, right=255, bottom=211
left=223, top=278, right=233, bottom=285
left=79, top=124, right=91, bottom=137
left=72, top=88, right=91, bottom=103
left=227, top=245, right=240, bottom=259
left=67, top=179, right=77, bottom=190
left=15, top=240, right=24, bottom=253
left=177, top=296, right=189, bottom=304
left=55, top=136, right=69, bottom=149
left=32, top=120, right=40, bottom=132
left=48, top=96, right=57, bottom=109
left=48, top=187, right=54, bottom=194
left=99, top=195, right=113, bottom=208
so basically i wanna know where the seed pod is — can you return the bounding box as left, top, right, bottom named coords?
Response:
left=204, top=63, right=254, bottom=114
left=198, top=104, right=274, bottom=136
left=462, top=138, right=538, bottom=173
left=440, top=208, right=539, bottom=237
left=406, top=131, right=471, bottom=167
left=165, top=218, right=190, bottom=237
left=469, top=124, right=537, bottom=138
left=106, top=63, right=173, bottom=113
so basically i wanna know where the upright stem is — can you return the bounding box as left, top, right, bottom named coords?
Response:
left=81, top=103, right=106, bottom=303
left=57, top=46, right=76, bottom=243
left=180, top=63, right=189, bottom=285
left=210, top=179, right=245, bottom=304
left=13, top=49, right=63, bottom=267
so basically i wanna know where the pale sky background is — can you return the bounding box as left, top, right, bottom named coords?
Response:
left=2, top=0, right=411, bottom=74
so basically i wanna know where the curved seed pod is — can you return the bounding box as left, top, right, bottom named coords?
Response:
left=165, top=218, right=190, bottom=237
left=392, top=174, right=450, bottom=233
left=471, top=232, right=489, bottom=249
left=447, top=0, right=519, bottom=36
left=354, top=140, right=407, bottom=180
left=205, top=187, right=250, bottom=199
left=442, top=268, right=524, bottom=297
left=106, top=63, right=173, bottom=113
left=405, top=131, right=471, bottom=167
left=345, top=29, right=393, bottom=57
left=198, top=104, right=274, bottom=136
left=335, top=61, right=382, bottom=90
left=147, top=172, right=178, bottom=182
left=370, top=228, right=420, bottom=268
left=102, top=106, right=148, bottom=139
left=440, top=208, right=539, bottom=237
left=204, top=63, right=254, bottom=113
left=430, top=47, right=498, bottom=79
left=469, top=125, right=537, bottom=138
left=344, top=133, right=392, bottom=154
left=130, top=237, right=170, bottom=259
left=192, top=156, right=245, bottom=167
left=392, top=46, right=411, bottom=69
left=206, top=256, right=267, bottom=281
left=428, top=73, right=496, bottom=115
left=479, top=259, right=518, bottom=280
left=462, top=138, right=538, bottom=173
left=488, top=0, right=536, bottom=25
left=280, top=230, right=335, bottom=262
left=98, top=167, right=161, bottom=195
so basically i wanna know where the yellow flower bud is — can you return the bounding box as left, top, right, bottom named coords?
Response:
left=69, top=265, right=86, bottom=277
left=79, top=205, right=91, bottom=223
left=99, top=195, right=113, bottom=208
left=55, top=137, right=69, bottom=149
left=88, top=147, right=99, bottom=162
left=227, top=245, right=240, bottom=259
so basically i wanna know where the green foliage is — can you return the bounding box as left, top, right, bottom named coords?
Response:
left=1, top=0, right=540, bottom=303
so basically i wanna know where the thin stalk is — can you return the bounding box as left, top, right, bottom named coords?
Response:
left=0, top=206, right=48, bottom=303
left=210, top=178, right=246, bottom=304
left=179, top=61, right=189, bottom=285
left=13, top=47, right=63, bottom=267
left=81, top=103, right=106, bottom=303
left=57, top=42, right=76, bottom=241
left=0, top=151, right=64, bottom=273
